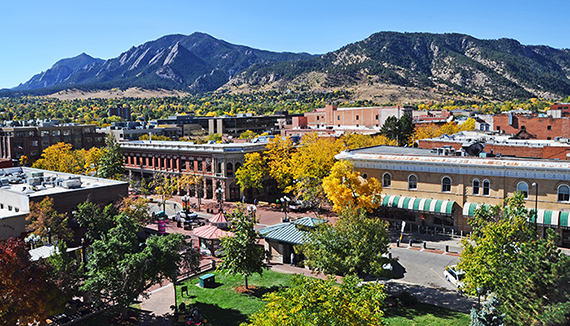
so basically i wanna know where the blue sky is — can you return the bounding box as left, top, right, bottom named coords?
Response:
left=1, top=0, right=569, bottom=89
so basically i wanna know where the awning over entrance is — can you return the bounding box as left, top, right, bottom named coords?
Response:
left=463, top=203, right=570, bottom=228
left=462, top=203, right=491, bottom=217
left=530, top=210, right=570, bottom=227
left=382, top=195, right=454, bottom=215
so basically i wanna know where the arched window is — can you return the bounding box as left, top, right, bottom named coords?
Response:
left=558, top=185, right=570, bottom=202
left=235, top=162, right=242, bottom=171
left=383, top=173, right=391, bottom=188
left=227, top=163, right=233, bottom=177
left=408, top=174, right=417, bottom=190
left=442, top=177, right=451, bottom=192
left=517, top=182, right=529, bottom=198
left=472, top=179, right=480, bottom=195
left=483, top=180, right=490, bottom=196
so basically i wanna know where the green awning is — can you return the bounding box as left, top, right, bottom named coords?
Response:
left=382, top=195, right=454, bottom=215
left=462, top=203, right=491, bottom=217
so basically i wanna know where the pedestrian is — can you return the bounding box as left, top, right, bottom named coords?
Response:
left=254, top=198, right=257, bottom=205
left=290, top=252, right=295, bottom=266
left=242, top=195, right=246, bottom=203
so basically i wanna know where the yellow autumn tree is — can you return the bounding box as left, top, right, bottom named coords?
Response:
left=288, top=133, right=343, bottom=208
left=235, top=152, right=269, bottom=192
left=33, top=142, right=80, bottom=174
left=265, top=136, right=295, bottom=191
left=460, top=117, right=476, bottom=131
left=322, top=160, right=383, bottom=213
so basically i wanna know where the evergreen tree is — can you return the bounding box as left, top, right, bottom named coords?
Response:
left=470, top=296, right=505, bottom=326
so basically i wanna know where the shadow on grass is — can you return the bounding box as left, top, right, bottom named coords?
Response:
left=248, top=285, right=285, bottom=299
left=185, top=302, right=249, bottom=326
left=384, top=302, right=467, bottom=321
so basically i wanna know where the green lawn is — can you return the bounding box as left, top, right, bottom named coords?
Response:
left=173, top=270, right=471, bottom=326
left=174, top=270, right=292, bottom=326
left=384, top=302, right=471, bottom=326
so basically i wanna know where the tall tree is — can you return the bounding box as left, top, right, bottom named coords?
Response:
left=97, top=135, right=125, bottom=180
left=235, top=152, right=269, bottom=192
left=218, top=206, right=266, bottom=289
left=26, top=197, right=73, bottom=243
left=265, top=136, right=295, bottom=191
left=74, top=201, right=117, bottom=242
left=297, top=208, right=390, bottom=276
left=152, top=174, right=178, bottom=212
left=459, top=193, right=570, bottom=325
left=81, top=213, right=199, bottom=320
left=380, top=115, right=415, bottom=146
left=322, top=160, right=383, bottom=213
left=246, top=274, right=386, bottom=326
left=0, top=238, right=63, bottom=326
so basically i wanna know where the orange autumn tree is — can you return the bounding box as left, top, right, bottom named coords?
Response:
left=26, top=197, right=73, bottom=243
left=322, top=160, right=383, bottom=213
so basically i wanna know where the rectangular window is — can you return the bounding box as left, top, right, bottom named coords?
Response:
left=16, top=132, right=25, bottom=137
left=356, top=115, right=359, bottom=120
left=52, top=130, right=60, bottom=136
left=375, top=115, right=379, bottom=120
left=31, top=140, right=39, bottom=147
left=316, top=116, right=319, bottom=121
left=337, top=116, right=340, bottom=120
left=547, top=126, right=552, bottom=130
left=41, top=130, right=50, bottom=137
left=85, top=137, right=93, bottom=143
left=63, top=129, right=71, bottom=136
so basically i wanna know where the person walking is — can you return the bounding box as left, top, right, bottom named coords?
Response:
left=290, top=252, right=295, bottom=266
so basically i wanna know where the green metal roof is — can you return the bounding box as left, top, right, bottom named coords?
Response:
left=259, top=217, right=328, bottom=245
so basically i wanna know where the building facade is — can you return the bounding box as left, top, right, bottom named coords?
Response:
left=0, top=167, right=128, bottom=239
left=302, top=104, right=413, bottom=130
left=338, top=146, right=570, bottom=246
left=0, top=124, right=104, bottom=162
left=120, top=141, right=266, bottom=201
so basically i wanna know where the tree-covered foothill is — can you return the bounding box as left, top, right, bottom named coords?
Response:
left=245, top=274, right=386, bottom=326
left=218, top=205, right=267, bottom=289
left=459, top=193, right=570, bottom=325
left=297, top=207, right=390, bottom=276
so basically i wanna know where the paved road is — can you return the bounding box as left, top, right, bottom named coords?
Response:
left=389, top=246, right=460, bottom=291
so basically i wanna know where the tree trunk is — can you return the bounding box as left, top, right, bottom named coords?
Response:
left=120, top=307, right=129, bottom=320
left=245, top=276, right=249, bottom=289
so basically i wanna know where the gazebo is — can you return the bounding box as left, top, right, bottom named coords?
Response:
left=193, top=224, right=233, bottom=257
left=208, top=212, right=228, bottom=229
left=258, top=217, right=327, bottom=264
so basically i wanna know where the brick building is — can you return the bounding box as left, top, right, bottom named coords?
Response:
left=299, top=104, right=413, bottom=130
left=0, top=123, right=104, bottom=163
left=121, top=140, right=266, bottom=202
left=493, top=110, right=570, bottom=140
left=339, top=146, right=570, bottom=246
left=417, top=130, right=570, bottom=160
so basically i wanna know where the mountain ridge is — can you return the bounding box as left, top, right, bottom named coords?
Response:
left=8, top=32, right=570, bottom=101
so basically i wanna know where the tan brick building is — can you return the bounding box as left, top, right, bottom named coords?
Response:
left=338, top=146, right=570, bottom=246
left=299, top=104, right=412, bottom=130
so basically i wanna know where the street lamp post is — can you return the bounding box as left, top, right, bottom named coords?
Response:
left=280, top=196, right=290, bottom=222
left=216, top=188, right=225, bottom=212
left=532, top=182, right=538, bottom=232
left=47, top=227, right=52, bottom=245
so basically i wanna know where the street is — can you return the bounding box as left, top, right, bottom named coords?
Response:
left=389, top=246, right=460, bottom=291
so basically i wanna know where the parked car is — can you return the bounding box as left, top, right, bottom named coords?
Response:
left=177, top=211, right=198, bottom=220
left=444, top=265, right=465, bottom=290
left=289, top=200, right=308, bottom=212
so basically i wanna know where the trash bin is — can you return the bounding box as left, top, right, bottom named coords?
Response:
left=199, top=273, right=215, bottom=288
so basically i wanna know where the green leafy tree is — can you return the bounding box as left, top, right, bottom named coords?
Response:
left=74, top=201, right=117, bottom=242
left=218, top=206, right=267, bottom=289
left=97, top=135, right=125, bottom=180
left=297, top=207, right=390, bottom=276
left=46, top=241, right=84, bottom=305
left=81, top=213, right=199, bottom=320
left=245, top=274, right=386, bottom=326
left=459, top=193, right=570, bottom=325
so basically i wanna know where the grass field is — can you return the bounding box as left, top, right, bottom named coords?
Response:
left=173, top=270, right=471, bottom=326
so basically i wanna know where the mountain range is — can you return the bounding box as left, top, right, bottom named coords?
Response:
left=9, top=32, right=570, bottom=101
